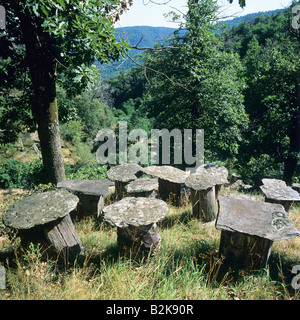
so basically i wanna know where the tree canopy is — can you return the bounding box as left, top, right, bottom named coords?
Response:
left=140, top=0, right=248, bottom=163
left=0, top=0, right=132, bottom=183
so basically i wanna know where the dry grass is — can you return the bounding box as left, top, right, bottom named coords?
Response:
left=1, top=189, right=300, bottom=300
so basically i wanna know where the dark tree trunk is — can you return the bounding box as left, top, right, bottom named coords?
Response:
left=283, top=70, right=300, bottom=185
left=283, top=157, right=298, bottom=186
left=20, top=14, right=65, bottom=184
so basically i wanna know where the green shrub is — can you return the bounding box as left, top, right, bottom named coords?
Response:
left=60, top=119, right=84, bottom=144
left=74, top=141, right=96, bottom=167
left=238, top=154, right=284, bottom=184
left=65, top=163, right=108, bottom=180
left=0, top=158, right=45, bottom=189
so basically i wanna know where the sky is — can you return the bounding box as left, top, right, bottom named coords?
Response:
left=115, top=0, right=294, bottom=28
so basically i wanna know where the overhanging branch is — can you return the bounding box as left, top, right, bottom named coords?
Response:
left=122, top=49, right=191, bottom=92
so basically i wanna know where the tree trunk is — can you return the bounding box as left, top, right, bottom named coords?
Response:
left=219, top=230, right=273, bottom=271
left=283, top=157, right=298, bottom=186
left=20, top=14, right=65, bottom=185
left=158, top=178, right=181, bottom=206
left=283, top=68, right=300, bottom=185
left=190, top=187, right=217, bottom=222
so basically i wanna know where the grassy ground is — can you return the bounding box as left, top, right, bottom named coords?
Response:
left=1, top=187, right=300, bottom=300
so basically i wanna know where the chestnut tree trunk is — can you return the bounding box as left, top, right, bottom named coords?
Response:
left=21, top=14, right=65, bottom=184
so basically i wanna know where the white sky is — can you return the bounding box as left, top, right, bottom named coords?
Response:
left=115, top=0, right=294, bottom=28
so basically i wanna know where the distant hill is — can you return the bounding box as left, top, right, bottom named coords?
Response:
left=116, top=26, right=176, bottom=48
left=96, top=26, right=176, bottom=79
left=220, top=8, right=283, bottom=30
left=97, top=9, right=284, bottom=78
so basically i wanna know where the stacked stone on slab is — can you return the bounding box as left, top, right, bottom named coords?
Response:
left=125, top=177, right=158, bottom=198
left=107, top=163, right=143, bottom=199
left=2, top=189, right=83, bottom=263
left=101, top=197, right=168, bottom=259
left=185, top=164, right=228, bottom=222
left=216, top=195, right=300, bottom=270
left=57, top=179, right=113, bottom=218
left=260, top=178, right=300, bottom=212
left=142, top=165, right=190, bottom=206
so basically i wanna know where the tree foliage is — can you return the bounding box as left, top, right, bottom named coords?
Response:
left=228, top=0, right=246, bottom=8
left=229, top=3, right=300, bottom=183
left=140, top=0, right=248, bottom=162
left=0, top=0, right=132, bottom=183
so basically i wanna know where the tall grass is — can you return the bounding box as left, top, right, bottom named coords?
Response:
left=1, top=192, right=300, bottom=300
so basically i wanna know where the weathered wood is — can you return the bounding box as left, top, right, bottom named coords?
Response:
left=185, top=165, right=228, bottom=221
left=101, top=197, right=168, bottom=259
left=2, top=189, right=83, bottom=263
left=216, top=196, right=300, bottom=271
left=185, top=173, right=217, bottom=222
left=158, top=178, right=181, bottom=205
left=219, top=230, right=273, bottom=270
left=117, top=223, right=161, bottom=260
left=107, top=163, right=143, bottom=200
left=142, top=166, right=190, bottom=206
left=125, top=178, right=158, bottom=198
left=114, top=181, right=128, bottom=200
left=214, top=185, right=222, bottom=200
left=71, top=193, right=105, bottom=219
left=57, top=179, right=112, bottom=218
left=44, top=213, right=82, bottom=261
left=190, top=188, right=216, bottom=222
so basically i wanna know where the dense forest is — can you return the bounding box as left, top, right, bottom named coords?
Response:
left=97, top=9, right=284, bottom=78
left=0, top=0, right=299, bottom=188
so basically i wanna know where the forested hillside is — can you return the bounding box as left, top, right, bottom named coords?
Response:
left=99, top=2, right=299, bottom=184
left=1, top=0, right=300, bottom=302
left=221, top=9, right=282, bottom=30
left=98, top=8, right=284, bottom=78
left=96, top=26, right=176, bottom=78
left=1, top=1, right=299, bottom=188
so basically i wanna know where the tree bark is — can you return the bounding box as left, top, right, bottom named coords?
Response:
left=219, top=230, right=273, bottom=271
left=283, top=69, right=300, bottom=185
left=20, top=14, right=65, bottom=184
left=190, top=187, right=217, bottom=222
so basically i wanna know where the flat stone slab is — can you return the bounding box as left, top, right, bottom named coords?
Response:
left=292, top=183, right=300, bottom=193
left=101, top=197, right=168, bottom=228
left=57, top=179, right=113, bottom=196
left=142, top=166, right=190, bottom=184
left=3, top=189, right=79, bottom=230
left=185, top=173, right=215, bottom=191
left=261, top=178, right=287, bottom=187
left=125, top=178, right=158, bottom=193
left=216, top=196, right=300, bottom=241
left=230, top=179, right=253, bottom=192
left=107, top=163, right=143, bottom=183
left=260, top=179, right=300, bottom=202
left=195, top=164, right=228, bottom=185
